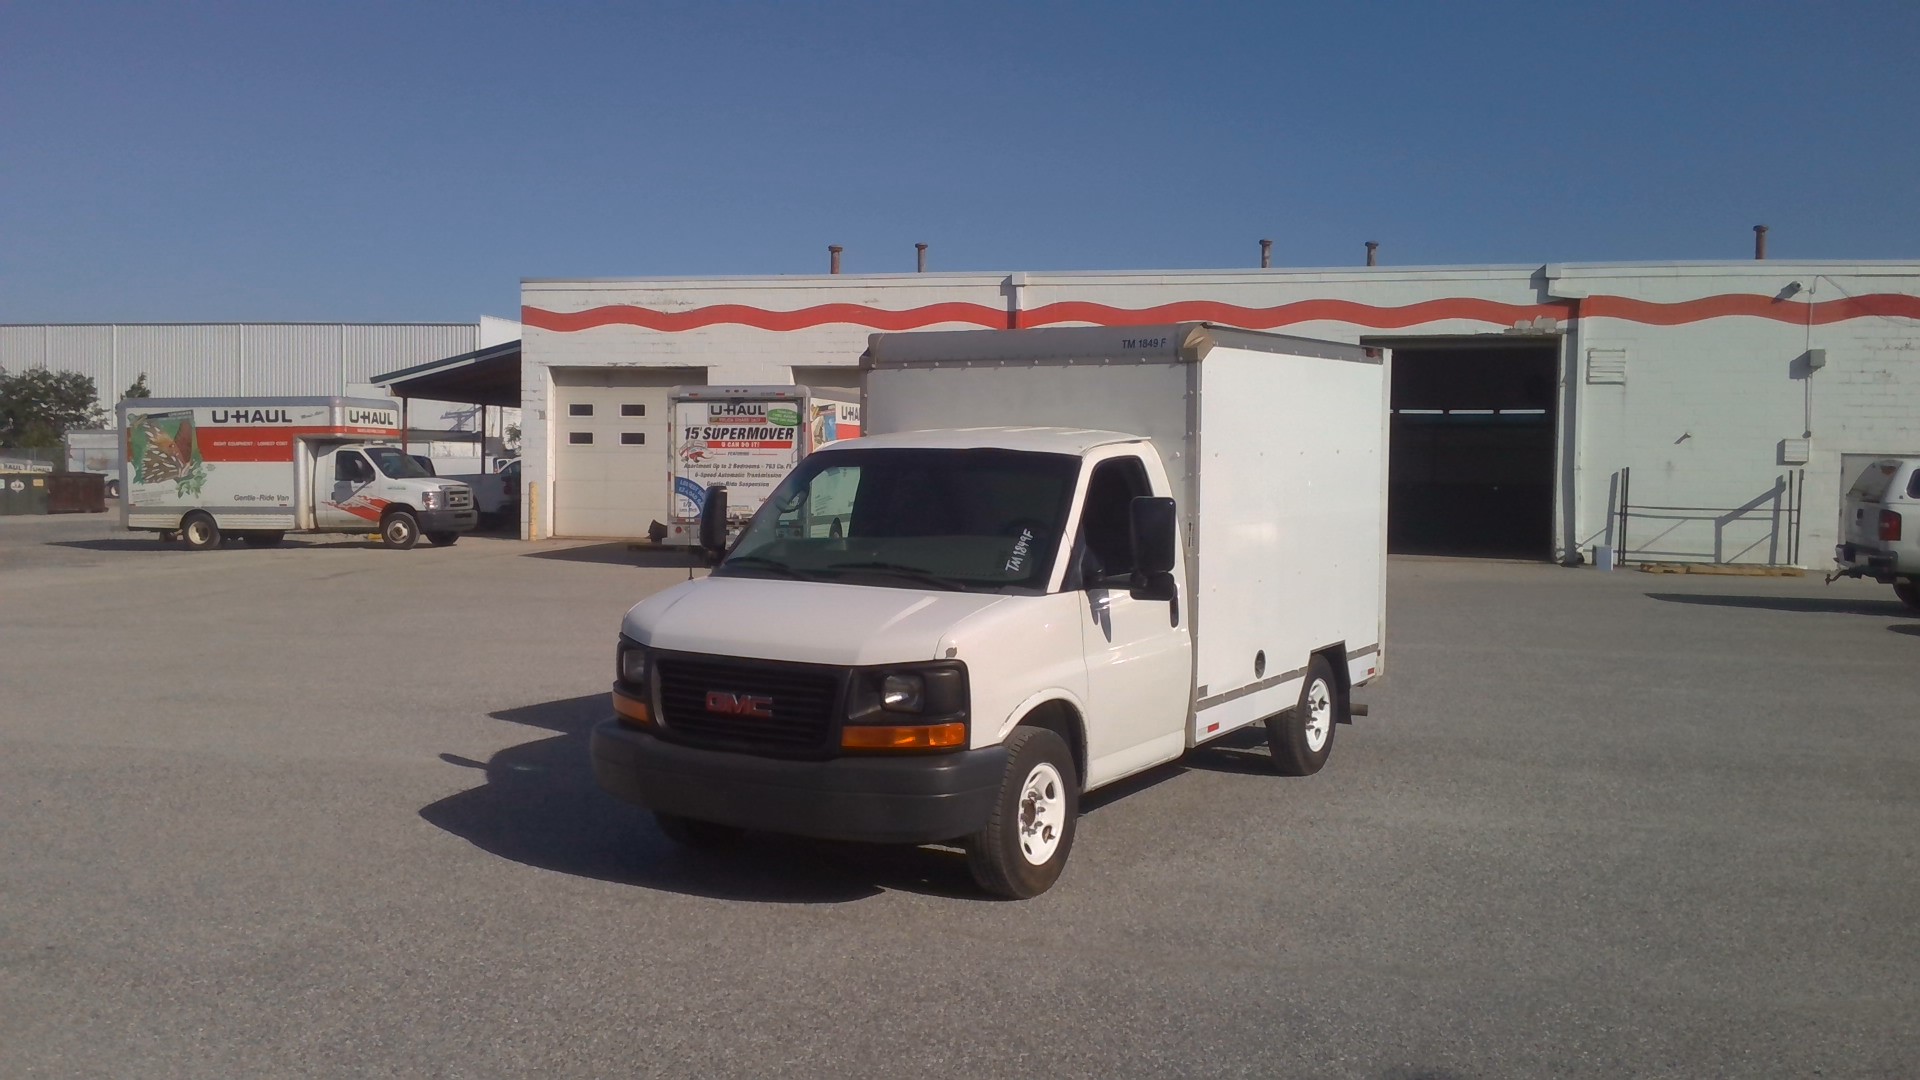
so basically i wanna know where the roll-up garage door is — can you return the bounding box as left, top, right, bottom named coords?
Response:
left=552, top=367, right=702, bottom=538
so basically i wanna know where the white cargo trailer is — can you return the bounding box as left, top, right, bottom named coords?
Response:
left=592, top=324, right=1388, bottom=897
left=118, top=396, right=477, bottom=550
left=657, top=384, right=861, bottom=546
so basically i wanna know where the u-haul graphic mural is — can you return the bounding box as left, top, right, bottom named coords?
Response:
left=668, top=386, right=861, bottom=536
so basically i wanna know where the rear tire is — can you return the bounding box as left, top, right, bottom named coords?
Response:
left=425, top=531, right=460, bottom=547
left=965, top=726, right=1078, bottom=899
left=654, top=813, right=744, bottom=849
left=1896, top=580, right=1920, bottom=612
left=1267, top=655, right=1341, bottom=776
left=381, top=510, right=420, bottom=549
left=180, top=513, right=221, bottom=551
left=241, top=531, right=285, bottom=547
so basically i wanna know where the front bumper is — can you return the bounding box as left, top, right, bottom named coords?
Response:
left=591, top=720, right=1007, bottom=844
left=419, top=507, right=478, bottom=533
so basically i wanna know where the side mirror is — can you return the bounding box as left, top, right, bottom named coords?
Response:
left=699, top=486, right=730, bottom=557
left=1127, top=496, right=1178, bottom=602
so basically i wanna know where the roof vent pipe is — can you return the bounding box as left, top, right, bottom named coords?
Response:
left=1260, top=239, right=1273, bottom=268
left=1753, top=225, right=1768, bottom=260
left=829, top=245, right=843, bottom=274
left=916, top=243, right=928, bottom=273
left=1365, top=241, right=1379, bottom=266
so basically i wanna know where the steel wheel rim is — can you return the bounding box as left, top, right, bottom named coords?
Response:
left=187, top=521, right=210, bottom=544
left=1016, top=762, right=1066, bottom=865
left=1303, top=678, right=1332, bottom=752
left=386, top=519, right=409, bottom=543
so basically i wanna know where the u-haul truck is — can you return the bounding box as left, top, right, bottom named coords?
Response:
left=658, top=385, right=861, bottom=546
left=118, top=396, right=477, bottom=550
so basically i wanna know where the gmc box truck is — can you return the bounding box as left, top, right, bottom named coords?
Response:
left=592, top=324, right=1388, bottom=897
left=656, top=384, right=861, bottom=546
left=118, top=396, right=477, bottom=550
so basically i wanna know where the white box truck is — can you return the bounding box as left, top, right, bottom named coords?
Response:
left=118, top=396, right=477, bottom=550
left=592, top=324, right=1388, bottom=897
left=656, top=385, right=861, bottom=546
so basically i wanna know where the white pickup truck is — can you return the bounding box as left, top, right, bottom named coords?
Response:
left=591, top=324, right=1389, bottom=897
left=1832, top=457, right=1920, bottom=609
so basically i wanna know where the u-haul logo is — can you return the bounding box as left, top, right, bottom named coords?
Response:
left=209, top=408, right=294, bottom=424
left=346, top=408, right=398, bottom=427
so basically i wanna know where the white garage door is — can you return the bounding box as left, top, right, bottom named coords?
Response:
left=552, top=368, right=701, bottom=538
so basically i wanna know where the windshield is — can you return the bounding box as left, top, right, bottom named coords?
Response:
left=717, top=447, right=1081, bottom=593
left=365, top=446, right=433, bottom=480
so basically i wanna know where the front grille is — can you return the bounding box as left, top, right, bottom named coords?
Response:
left=655, top=655, right=843, bottom=757
left=446, top=487, right=473, bottom=509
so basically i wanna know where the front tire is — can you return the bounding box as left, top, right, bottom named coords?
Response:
left=1895, top=580, right=1920, bottom=612
left=965, top=726, right=1079, bottom=899
left=180, top=513, right=222, bottom=551
left=1267, top=655, right=1341, bottom=776
left=425, top=531, right=460, bottom=547
left=381, top=510, right=420, bottom=549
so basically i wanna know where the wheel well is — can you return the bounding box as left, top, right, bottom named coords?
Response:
left=1017, top=700, right=1086, bottom=788
left=1312, top=643, right=1353, bottom=718
left=381, top=504, right=416, bottom=519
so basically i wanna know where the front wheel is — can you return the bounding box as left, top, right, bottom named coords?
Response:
left=1267, top=655, right=1341, bottom=776
left=381, top=510, right=420, bottom=549
left=1895, top=580, right=1920, bottom=612
left=425, top=531, right=460, bottom=547
left=965, top=726, right=1079, bottom=899
left=180, top=513, right=221, bottom=551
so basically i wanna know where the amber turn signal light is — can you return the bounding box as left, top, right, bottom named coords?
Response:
left=841, top=723, right=965, bottom=750
left=611, top=688, right=652, bottom=727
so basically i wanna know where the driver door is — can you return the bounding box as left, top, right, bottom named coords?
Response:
left=316, top=448, right=379, bottom=528
left=1075, top=454, right=1194, bottom=787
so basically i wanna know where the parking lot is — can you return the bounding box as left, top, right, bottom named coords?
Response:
left=2, top=512, right=1916, bottom=1079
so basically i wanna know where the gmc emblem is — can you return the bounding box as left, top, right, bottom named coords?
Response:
left=705, top=691, right=774, bottom=718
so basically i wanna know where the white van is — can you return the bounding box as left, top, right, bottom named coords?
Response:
left=1832, top=457, right=1920, bottom=609
left=591, top=324, right=1389, bottom=897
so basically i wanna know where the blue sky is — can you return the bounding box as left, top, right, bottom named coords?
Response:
left=3, top=1, right=1916, bottom=322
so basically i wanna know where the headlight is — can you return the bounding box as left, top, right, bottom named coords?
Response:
left=420, top=489, right=441, bottom=510
left=617, top=639, right=650, bottom=687
left=880, top=673, right=924, bottom=713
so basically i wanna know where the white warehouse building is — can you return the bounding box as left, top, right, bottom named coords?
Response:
left=501, top=260, right=1920, bottom=565
left=0, top=317, right=523, bottom=456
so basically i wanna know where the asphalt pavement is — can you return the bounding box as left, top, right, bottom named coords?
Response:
left=2, top=511, right=1915, bottom=1078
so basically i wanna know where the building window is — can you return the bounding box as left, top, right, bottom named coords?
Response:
left=621, top=403, right=646, bottom=417
left=568, top=432, right=593, bottom=445
left=621, top=432, right=645, bottom=445
left=568, top=403, right=593, bottom=417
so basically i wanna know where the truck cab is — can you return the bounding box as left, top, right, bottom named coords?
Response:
left=311, top=443, right=479, bottom=548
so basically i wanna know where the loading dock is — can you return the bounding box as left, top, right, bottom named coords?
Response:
left=1373, top=336, right=1561, bottom=559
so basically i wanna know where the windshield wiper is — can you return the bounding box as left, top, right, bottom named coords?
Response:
left=719, top=555, right=827, bottom=581
left=823, top=561, right=969, bottom=592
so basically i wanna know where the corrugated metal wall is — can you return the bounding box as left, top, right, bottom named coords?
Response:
left=0, top=322, right=479, bottom=411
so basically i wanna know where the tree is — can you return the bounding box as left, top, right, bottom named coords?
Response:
left=0, top=367, right=106, bottom=448
left=122, top=372, right=153, bottom=400
left=504, top=423, right=522, bottom=450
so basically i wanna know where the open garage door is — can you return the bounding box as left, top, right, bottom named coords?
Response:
left=1375, top=338, right=1560, bottom=559
left=552, top=367, right=703, bottom=538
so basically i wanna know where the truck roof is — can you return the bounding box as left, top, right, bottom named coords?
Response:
left=815, top=426, right=1144, bottom=456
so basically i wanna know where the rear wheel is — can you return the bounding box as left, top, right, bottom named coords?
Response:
left=381, top=510, right=420, bottom=549
left=965, top=726, right=1078, bottom=899
left=654, top=813, right=744, bottom=849
left=425, top=531, right=460, bottom=547
left=180, top=513, right=221, bottom=551
left=241, top=531, right=285, bottom=547
left=1267, top=654, right=1341, bottom=776
left=1895, top=580, right=1920, bottom=612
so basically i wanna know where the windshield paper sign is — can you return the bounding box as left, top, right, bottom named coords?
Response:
left=673, top=401, right=801, bottom=520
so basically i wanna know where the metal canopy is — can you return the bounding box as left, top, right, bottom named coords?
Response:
left=372, top=340, right=521, bottom=407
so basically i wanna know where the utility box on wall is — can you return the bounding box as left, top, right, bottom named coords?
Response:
left=1779, top=437, right=1811, bottom=466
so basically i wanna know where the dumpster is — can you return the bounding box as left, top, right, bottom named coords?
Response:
left=47, top=472, right=108, bottom=514
left=0, top=472, right=52, bottom=516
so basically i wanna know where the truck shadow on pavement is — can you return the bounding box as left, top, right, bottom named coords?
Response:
left=418, top=694, right=987, bottom=903
left=1645, top=592, right=1912, bottom=617
left=521, top=543, right=708, bottom=569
